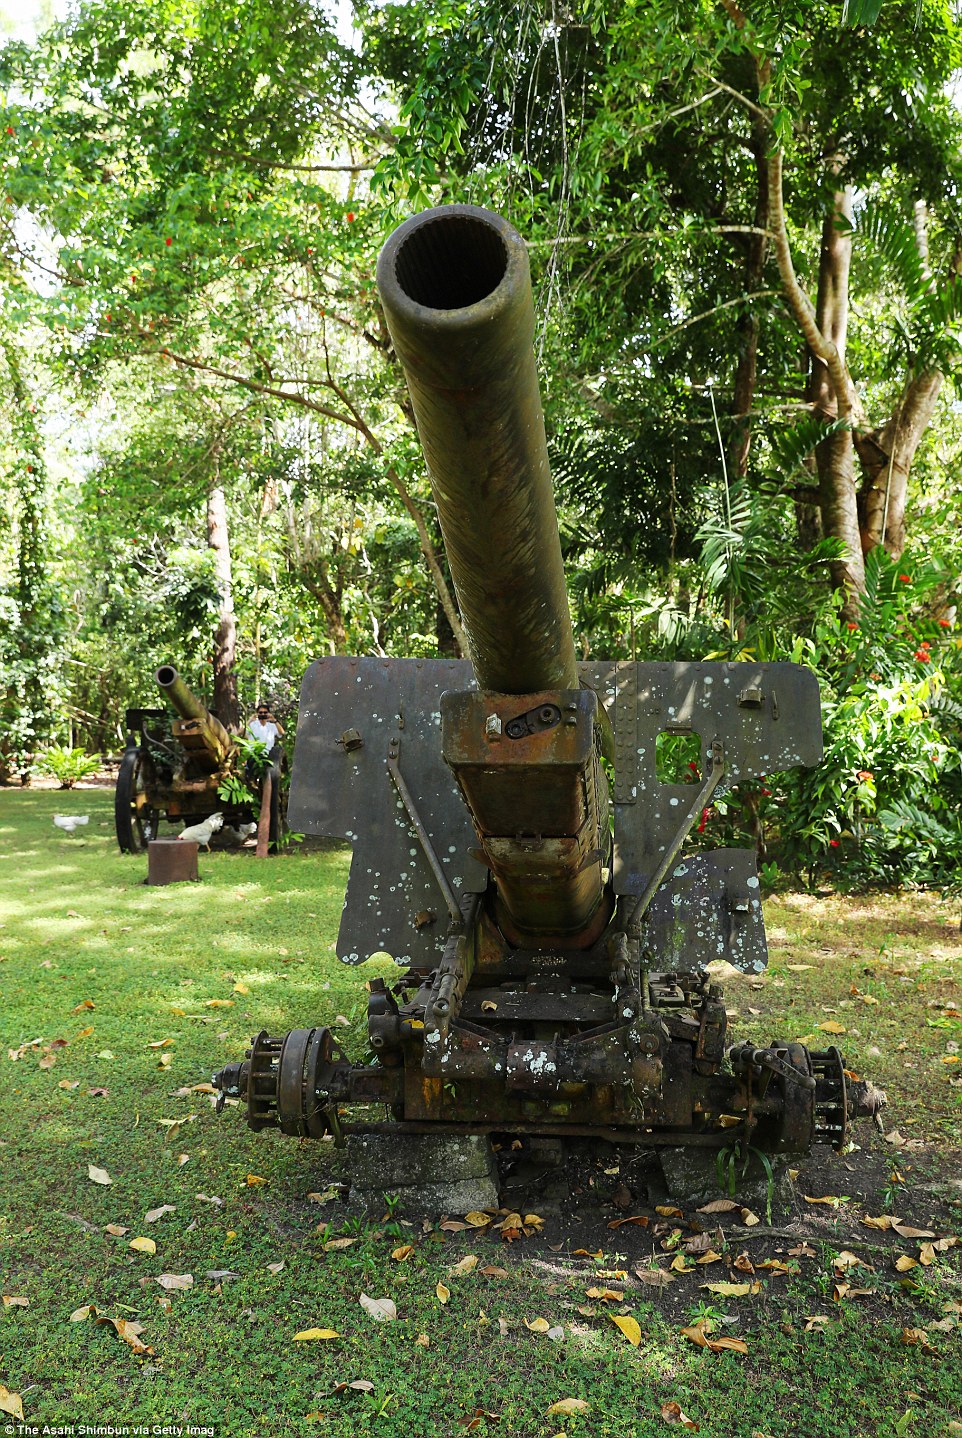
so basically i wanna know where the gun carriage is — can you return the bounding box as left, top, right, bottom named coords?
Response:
left=115, top=665, right=273, bottom=852
left=213, top=206, right=880, bottom=1163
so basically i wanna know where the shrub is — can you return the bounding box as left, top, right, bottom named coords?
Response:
left=37, top=745, right=100, bottom=789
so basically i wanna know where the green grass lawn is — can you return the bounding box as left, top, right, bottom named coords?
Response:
left=1, top=788, right=960, bottom=1438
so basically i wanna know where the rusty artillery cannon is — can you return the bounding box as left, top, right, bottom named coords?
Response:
left=115, top=665, right=272, bottom=851
left=213, top=205, right=882, bottom=1169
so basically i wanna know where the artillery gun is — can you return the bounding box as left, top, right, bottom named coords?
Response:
left=213, top=206, right=880, bottom=1167
left=115, top=665, right=273, bottom=851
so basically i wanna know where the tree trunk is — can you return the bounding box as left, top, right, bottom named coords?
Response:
left=805, top=189, right=865, bottom=614
left=206, top=484, right=241, bottom=730
left=730, top=127, right=769, bottom=477
left=855, top=371, right=942, bottom=559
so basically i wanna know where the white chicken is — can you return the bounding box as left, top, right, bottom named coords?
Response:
left=53, top=814, right=89, bottom=834
left=177, top=812, right=225, bottom=850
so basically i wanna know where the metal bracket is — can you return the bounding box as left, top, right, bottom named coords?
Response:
left=628, top=738, right=726, bottom=931
left=387, top=737, right=463, bottom=926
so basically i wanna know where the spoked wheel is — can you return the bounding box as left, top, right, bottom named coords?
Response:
left=115, top=747, right=160, bottom=853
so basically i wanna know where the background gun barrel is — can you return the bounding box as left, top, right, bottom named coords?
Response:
left=156, top=665, right=232, bottom=763
left=377, top=205, right=579, bottom=695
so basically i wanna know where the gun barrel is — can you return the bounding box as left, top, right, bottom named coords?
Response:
left=377, top=205, right=579, bottom=696
left=156, top=665, right=232, bottom=766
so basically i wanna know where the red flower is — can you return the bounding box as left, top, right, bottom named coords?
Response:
left=846, top=621, right=858, bottom=631
left=899, top=574, right=912, bottom=583
left=913, top=649, right=931, bottom=663
left=5, top=126, right=13, bottom=135
left=165, top=237, right=172, bottom=246
left=829, top=839, right=840, bottom=848
left=856, top=770, right=873, bottom=782
left=761, top=787, right=772, bottom=797
left=346, top=212, right=356, bottom=222
left=939, top=618, right=951, bottom=628
left=920, top=640, right=931, bottom=649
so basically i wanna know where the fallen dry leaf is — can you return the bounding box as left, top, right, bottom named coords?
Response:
left=740, top=1208, right=760, bottom=1227
left=267, top=1261, right=285, bottom=1275
left=660, top=1400, right=698, bottom=1429
left=72, top=999, right=95, bottom=1012
left=895, top=1255, right=919, bottom=1272
left=144, top=1205, right=176, bottom=1224
left=892, top=1223, right=936, bottom=1239
left=696, top=1199, right=740, bottom=1214
left=154, top=1273, right=193, bottom=1291
left=463, top=1211, right=493, bottom=1227
left=2, top=1296, right=28, bottom=1308
left=525, top=1316, right=551, bottom=1333
left=359, top=1293, right=397, bottom=1322
left=293, top=1327, right=339, bottom=1341
left=415, top=1332, right=430, bottom=1347
left=586, top=1286, right=624, bottom=1302
left=480, top=1264, right=509, bottom=1278
left=546, top=1398, right=589, bottom=1416
left=901, top=1327, right=936, bottom=1352
left=572, top=1248, right=603, bottom=1260
left=436, top=1282, right=451, bottom=1305
left=802, top=1194, right=842, bottom=1207
left=245, top=1173, right=266, bottom=1187
left=818, top=1021, right=846, bottom=1035
left=609, top=1313, right=642, bottom=1346
left=702, top=1282, right=753, bottom=1297
left=608, top=1214, right=650, bottom=1230
left=0, top=1387, right=24, bottom=1421
left=634, top=1267, right=674, bottom=1288
left=681, top=1319, right=748, bottom=1354
left=323, top=1237, right=358, bottom=1252
left=656, top=1205, right=684, bottom=1218
left=104, top=1223, right=128, bottom=1237
left=128, top=1237, right=156, bottom=1255
left=391, top=1245, right=414, bottom=1262
left=449, top=1254, right=479, bottom=1276
left=862, top=1214, right=900, bottom=1230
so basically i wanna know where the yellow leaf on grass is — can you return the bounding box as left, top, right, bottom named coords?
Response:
left=72, top=999, right=95, bottom=1012
left=436, top=1282, right=450, bottom=1305
left=323, top=1238, right=358, bottom=1252
left=610, top=1314, right=641, bottom=1346
left=525, top=1317, right=551, bottom=1333
left=128, top=1237, right=156, bottom=1255
left=293, top=1328, right=339, bottom=1341
left=2, top=1296, right=28, bottom=1308
left=104, top=1224, right=128, bottom=1237
left=204, top=1000, right=234, bottom=1008
left=862, top=1215, right=900, bottom=1230
left=449, top=1255, right=478, bottom=1276
left=669, top=1255, right=692, bottom=1272
left=896, top=1255, right=919, bottom=1272
left=233, top=982, right=250, bottom=994
left=463, top=1211, right=492, bottom=1227
left=87, top=1165, right=112, bottom=1186
left=0, top=1386, right=25, bottom=1421
left=391, top=1245, right=414, bottom=1262
left=586, top=1287, right=624, bottom=1302
left=702, top=1282, right=753, bottom=1297
left=546, top=1398, right=589, bottom=1416
left=245, top=1174, right=266, bottom=1186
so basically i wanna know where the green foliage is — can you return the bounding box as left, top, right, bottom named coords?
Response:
left=36, top=745, right=101, bottom=788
